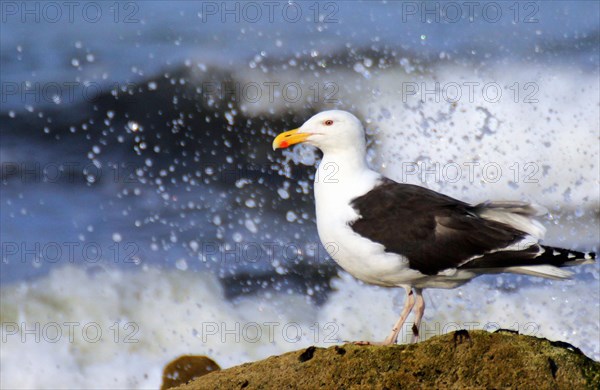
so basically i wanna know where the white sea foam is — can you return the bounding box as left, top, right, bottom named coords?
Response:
left=0, top=266, right=318, bottom=389
left=360, top=63, right=600, bottom=211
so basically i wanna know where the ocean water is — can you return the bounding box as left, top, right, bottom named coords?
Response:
left=1, top=1, right=599, bottom=388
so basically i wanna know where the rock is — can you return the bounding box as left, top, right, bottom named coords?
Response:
left=162, top=355, right=220, bottom=390
left=172, top=330, right=599, bottom=389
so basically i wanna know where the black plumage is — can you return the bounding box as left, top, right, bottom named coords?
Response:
left=349, top=179, right=594, bottom=276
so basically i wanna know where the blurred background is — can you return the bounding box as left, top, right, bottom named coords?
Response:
left=1, top=1, right=598, bottom=388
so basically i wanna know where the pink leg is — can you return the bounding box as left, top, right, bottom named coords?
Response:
left=353, top=287, right=417, bottom=346
left=382, top=286, right=416, bottom=345
left=410, top=288, right=425, bottom=343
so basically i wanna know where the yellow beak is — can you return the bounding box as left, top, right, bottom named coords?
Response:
left=272, top=128, right=310, bottom=150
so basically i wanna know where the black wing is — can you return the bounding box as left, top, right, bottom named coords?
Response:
left=349, top=179, right=527, bottom=275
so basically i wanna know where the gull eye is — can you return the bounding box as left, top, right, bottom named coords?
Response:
left=324, top=120, right=334, bottom=126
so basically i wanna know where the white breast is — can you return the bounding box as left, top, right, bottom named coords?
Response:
left=313, top=158, right=422, bottom=286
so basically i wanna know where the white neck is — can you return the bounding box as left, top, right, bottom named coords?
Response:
left=315, top=148, right=380, bottom=204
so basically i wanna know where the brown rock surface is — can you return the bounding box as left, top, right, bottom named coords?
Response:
left=170, top=330, right=599, bottom=389
left=162, top=355, right=220, bottom=390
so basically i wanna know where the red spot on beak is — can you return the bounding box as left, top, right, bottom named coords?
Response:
left=280, top=141, right=289, bottom=148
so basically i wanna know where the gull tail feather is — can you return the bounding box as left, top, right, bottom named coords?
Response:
left=460, top=245, right=596, bottom=280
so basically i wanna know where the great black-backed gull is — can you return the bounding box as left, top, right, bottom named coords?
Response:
left=272, top=110, right=596, bottom=345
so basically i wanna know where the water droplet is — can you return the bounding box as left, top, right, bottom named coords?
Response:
left=286, top=211, right=297, bottom=222
left=128, top=121, right=139, bottom=131
left=224, top=112, right=234, bottom=125
left=245, top=219, right=258, bottom=233
left=176, top=258, right=188, bottom=271
left=277, top=188, right=290, bottom=199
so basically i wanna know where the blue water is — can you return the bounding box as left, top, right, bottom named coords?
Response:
left=2, top=1, right=598, bottom=101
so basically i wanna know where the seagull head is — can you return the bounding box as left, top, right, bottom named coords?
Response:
left=272, top=110, right=366, bottom=155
